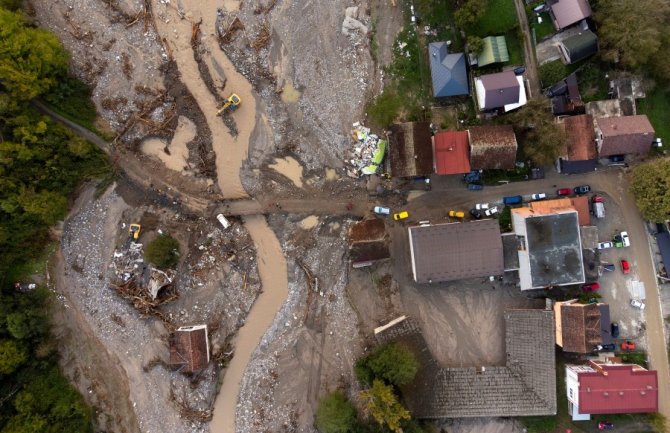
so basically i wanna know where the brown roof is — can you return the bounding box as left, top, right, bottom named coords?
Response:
left=564, top=114, right=596, bottom=160
left=389, top=122, right=434, bottom=177
left=549, top=0, right=592, bottom=29
left=350, top=240, right=390, bottom=264
left=570, top=196, right=590, bottom=226
left=528, top=197, right=590, bottom=227
left=409, top=220, right=503, bottom=283
left=596, top=115, right=655, bottom=156
left=558, top=302, right=601, bottom=353
left=169, top=325, right=209, bottom=372
left=349, top=219, right=386, bottom=242
left=468, top=125, right=517, bottom=169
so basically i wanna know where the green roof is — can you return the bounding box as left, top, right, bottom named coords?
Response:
left=478, top=36, right=509, bottom=67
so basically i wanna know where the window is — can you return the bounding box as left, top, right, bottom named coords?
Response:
left=569, top=388, right=574, bottom=398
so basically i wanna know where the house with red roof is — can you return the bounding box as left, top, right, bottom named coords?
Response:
left=433, top=131, right=470, bottom=175
left=566, top=359, right=658, bottom=421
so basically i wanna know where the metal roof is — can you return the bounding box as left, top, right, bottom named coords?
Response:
left=477, top=36, right=510, bottom=67
left=428, top=42, right=469, bottom=97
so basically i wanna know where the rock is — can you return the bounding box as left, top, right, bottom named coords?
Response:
left=341, top=16, right=368, bottom=35
left=344, top=6, right=358, bottom=19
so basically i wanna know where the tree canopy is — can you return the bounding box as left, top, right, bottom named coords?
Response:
left=629, top=158, right=670, bottom=222
left=315, top=391, right=358, bottom=433
left=359, top=380, right=411, bottom=433
left=145, top=235, right=181, bottom=269
left=508, top=98, right=567, bottom=167
left=355, top=342, right=418, bottom=387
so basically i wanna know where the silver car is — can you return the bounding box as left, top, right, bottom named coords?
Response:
left=598, top=241, right=614, bottom=250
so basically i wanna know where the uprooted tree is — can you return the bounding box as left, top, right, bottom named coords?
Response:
left=630, top=158, right=670, bottom=222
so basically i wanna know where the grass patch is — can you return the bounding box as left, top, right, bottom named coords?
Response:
left=472, top=0, right=518, bottom=36
left=505, top=30, right=524, bottom=65
left=499, top=206, right=512, bottom=232
left=540, top=60, right=570, bottom=87
left=619, top=351, right=648, bottom=368
left=577, top=61, right=609, bottom=102
left=481, top=166, right=530, bottom=185
left=531, top=11, right=554, bottom=41
left=637, top=90, right=670, bottom=142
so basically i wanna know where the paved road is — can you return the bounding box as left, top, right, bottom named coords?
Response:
left=513, top=0, right=541, bottom=96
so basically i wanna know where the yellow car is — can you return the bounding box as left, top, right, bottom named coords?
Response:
left=449, top=210, right=465, bottom=218
left=393, top=211, right=409, bottom=221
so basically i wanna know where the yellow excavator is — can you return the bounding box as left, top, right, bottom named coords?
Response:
left=216, top=93, right=241, bottom=116
left=129, top=223, right=141, bottom=240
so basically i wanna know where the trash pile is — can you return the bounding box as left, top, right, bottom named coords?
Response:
left=346, top=122, right=387, bottom=178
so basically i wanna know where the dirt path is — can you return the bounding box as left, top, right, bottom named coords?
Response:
left=209, top=215, right=288, bottom=433
left=513, top=0, right=541, bottom=96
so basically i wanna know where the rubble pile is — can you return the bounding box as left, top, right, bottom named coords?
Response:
left=346, top=122, right=387, bottom=178
left=341, top=6, right=368, bottom=35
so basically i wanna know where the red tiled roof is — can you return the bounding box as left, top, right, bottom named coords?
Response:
left=565, top=114, right=596, bottom=160
left=169, top=326, right=209, bottom=372
left=578, top=364, right=658, bottom=414
left=570, top=196, right=590, bottom=226
left=596, top=115, right=655, bottom=157
left=434, top=131, right=470, bottom=175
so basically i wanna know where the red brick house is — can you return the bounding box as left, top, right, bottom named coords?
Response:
left=169, top=325, right=210, bottom=373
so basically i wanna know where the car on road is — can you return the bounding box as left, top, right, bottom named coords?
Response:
left=475, top=203, right=490, bottom=210
left=556, top=188, right=572, bottom=196
left=470, top=209, right=483, bottom=219
left=449, top=210, right=465, bottom=218
left=598, top=241, right=614, bottom=250
left=573, top=185, right=591, bottom=195
left=216, top=213, right=231, bottom=229
left=621, top=340, right=636, bottom=351
left=582, top=282, right=600, bottom=292
left=611, top=322, right=620, bottom=338
left=393, top=211, right=409, bottom=221
left=503, top=195, right=523, bottom=205
left=467, top=183, right=483, bottom=191
left=602, top=263, right=616, bottom=273
left=630, top=299, right=646, bottom=310
left=598, top=421, right=614, bottom=430
left=621, top=231, right=630, bottom=247
left=484, top=206, right=499, bottom=217
left=531, top=193, right=547, bottom=201
left=596, top=343, right=616, bottom=351
left=621, top=259, right=630, bottom=274
left=373, top=206, right=390, bottom=215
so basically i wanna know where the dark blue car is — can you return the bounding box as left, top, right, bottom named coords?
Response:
left=503, top=195, right=522, bottom=205
left=467, top=183, right=483, bottom=191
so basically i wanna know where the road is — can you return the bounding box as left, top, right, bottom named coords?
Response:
left=513, top=0, right=541, bottom=96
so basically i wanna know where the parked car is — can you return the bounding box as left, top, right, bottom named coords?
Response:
left=475, top=203, right=490, bottom=210
left=467, top=183, right=483, bottom=191
left=592, top=195, right=605, bottom=203
left=609, top=155, right=625, bottom=163
left=630, top=299, right=646, bottom=310
left=470, top=209, right=483, bottom=219
left=582, top=282, right=600, bottom=292
left=484, top=206, right=499, bottom=217
left=503, top=195, right=523, bottom=205
left=216, top=213, right=231, bottom=229
left=596, top=344, right=616, bottom=351
left=598, top=241, right=614, bottom=250
left=574, top=185, right=591, bottom=195
left=393, top=211, right=409, bottom=221
left=593, top=201, right=605, bottom=219
left=463, top=170, right=481, bottom=183
left=611, top=322, right=620, bottom=338
left=613, top=234, right=623, bottom=248
left=621, top=231, right=630, bottom=247
left=602, top=263, right=616, bottom=272
left=556, top=188, right=572, bottom=196
left=621, top=340, right=636, bottom=351
left=449, top=210, right=465, bottom=218
left=373, top=206, right=390, bottom=215
left=621, top=259, right=630, bottom=274
left=598, top=421, right=614, bottom=430
left=531, top=193, right=547, bottom=201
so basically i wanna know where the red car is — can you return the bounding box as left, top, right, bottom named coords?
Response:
left=621, top=259, right=630, bottom=274
left=556, top=188, right=572, bottom=196
left=582, top=282, right=600, bottom=292
left=621, top=340, right=636, bottom=351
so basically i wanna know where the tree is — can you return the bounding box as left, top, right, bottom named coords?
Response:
left=455, top=0, right=485, bottom=28
left=629, top=158, right=670, bottom=222
left=467, top=36, right=484, bottom=55
left=508, top=98, right=567, bottom=166
left=359, top=380, right=411, bottom=433
left=595, top=0, right=669, bottom=69
left=0, top=9, right=69, bottom=102
left=315, top=391, right=358, bottom=433
left=145, top=235, right=180, bottom=269
left=0, top=339, right=27, bottom=374
left=355, top=342, right=418, bottom=387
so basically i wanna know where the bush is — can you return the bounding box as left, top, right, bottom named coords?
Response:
left=539, top=60, right=569, bottom=87
left=315, top=391, right=358, bottom=433
left=499, top=206, right=512, bottom=232
left=145, top=235, right=180, bottom=269
left=367, top=90, right=403, bottom=128
left=355, top=342, right=418, bottom=387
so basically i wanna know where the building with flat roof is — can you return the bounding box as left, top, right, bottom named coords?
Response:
left=512, top=206, right=585, bottom=290
left=408, top=220, right=503, bottom=283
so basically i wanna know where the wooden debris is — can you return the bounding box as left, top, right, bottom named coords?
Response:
left=253, top=0, right=277, bottom=15
left=110, top=276, right=177, bottom=331
left=250, top=22, right=271, bottom=51
left=169, top=388, right=213, bottom=422
left=191, top=18, right=202, bottom=46
left=219, top=17, right=245, bottom=44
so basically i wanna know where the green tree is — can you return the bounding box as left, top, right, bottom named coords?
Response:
left=595, top=0, right=669, bottom=68
left=359, top=380, right=411, bottom=433
left=0, top=9, right=69, bottom=102
left=455, top=0, right=485, bottom=28
left=145, top=235, right=180, bottom=269
left=0, top=339, right=27, bottom=374
left=630, top=158, right=670, bottom=222
left=315, top=391, right=358, bottom=433
left=508, top=98, right=567, bottom=166
left=467, top=36, right=484, bottom=55
left=355, top=343, right=418, bottom=387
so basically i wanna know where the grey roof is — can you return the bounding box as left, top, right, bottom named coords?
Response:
left=409, top=220, right=504, bottom=283
left=561, top=30, right=598, bottom=63
left=502, top=233, right=520, bottom=270
left=599, top=304, right=613, bottom=345
left=480, top=71, right=520, bottom=109
left=656, top=232, right=670, bottom=274
left=561, top=159, right=597, bottom=174
left=375, top=311, right=556, bottom=418
left=428, top=42, right=469, bottom=97
left=527, top=212, right=585, bottom=287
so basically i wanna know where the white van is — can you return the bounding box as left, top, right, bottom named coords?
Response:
left=592, top=202, right=605, bottom=219
left=216, top=213, right=231, bottom=229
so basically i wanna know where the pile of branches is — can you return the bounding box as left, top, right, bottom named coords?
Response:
left=110, top=276, right=177, bottom=329
left=218, top=16, right=245, bottom=44
left=169, top=388, right=213, bottom=422
left=250, top=22, right=271, bottom=51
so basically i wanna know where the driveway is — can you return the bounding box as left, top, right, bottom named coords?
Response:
left=390, top=168, right=670, bottom=418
